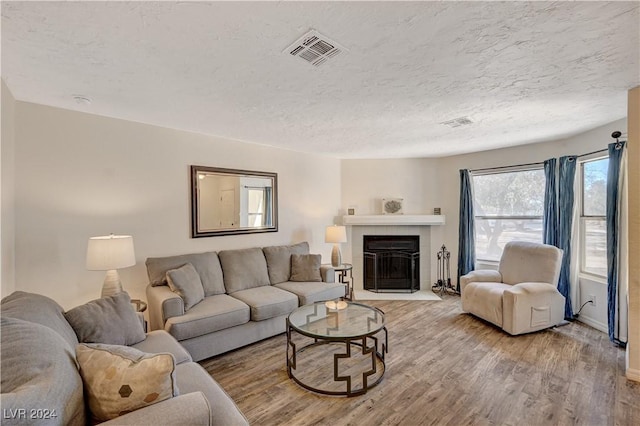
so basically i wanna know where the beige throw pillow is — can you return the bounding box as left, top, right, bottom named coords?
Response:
left=166, top=263, right=205, bottom=310
left=76, top=343, right=178, bottom=422
left=290, top=254, right=322, bottom=282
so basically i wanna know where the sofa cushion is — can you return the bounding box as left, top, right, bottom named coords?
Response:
left=175, top=362, right=249, bottom=426
left=1, top=291, right=79, bottom=351
left=274, top=281, right=346, bottom=306
left=76, top=343, right=178, bottom=422
left=218, top=248, right=271, bottom=293
left=290, top=254, right=322, bottom=282
left=130, top=330, right=192, bottom=365
left=0, top=316, right=86, bottom=426
left=146, top=252, right=226, bottom=296
left=262, top=245, right=291, bottom=284
left=65, top=292, right=146, bottom=346
left=262, top=242, right=309, bottom=284
left=164, top=294, right=250, bottom=341
left=166, top=263, right=205, bottom=311
left=461, top=282, right=513, bottom=327
left=230, top=286, right=298, bottom=321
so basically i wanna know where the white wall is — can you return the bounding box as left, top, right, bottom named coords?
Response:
left=341, top=118, right=627, bottom=330
left=340, top=158, right=445, bottom=287
left=12, top=101, right=341, bottom=309
left=1, top=80, right=16, bottom=298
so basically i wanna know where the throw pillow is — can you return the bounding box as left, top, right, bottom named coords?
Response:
left=290, top=254, right=322, bottom=282
left=65, top=292, right=146, bottom=346
left=165, top=263, right=205, bottom=311
left=76, top=343, right=178, bottom=422
left=145, top=252, right=225, bottom=296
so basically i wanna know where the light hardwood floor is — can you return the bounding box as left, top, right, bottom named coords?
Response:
left=200, top=296, right=639, bottom=425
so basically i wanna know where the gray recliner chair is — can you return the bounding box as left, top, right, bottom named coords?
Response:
left=460, top=241, right=565, bottom=335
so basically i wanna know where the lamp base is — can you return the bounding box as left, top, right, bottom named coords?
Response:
left=331, top=244, right=342, bottom=267
left=101, top=269, right=124, bottom=298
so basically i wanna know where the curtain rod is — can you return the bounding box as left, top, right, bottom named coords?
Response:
left=471, top=130, right=626, bottom=173
left=470, top=161, right=543, bottom=173
left=577, top=148, right=608, bottom=158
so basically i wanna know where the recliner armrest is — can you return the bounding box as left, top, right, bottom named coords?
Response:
left=146, top=284, right=185, bottom=331
left=102, top=392, right=212, bottom=425
left=459, top=270, right=502, bottom=293
left=502, top=281, right=565, bottom=335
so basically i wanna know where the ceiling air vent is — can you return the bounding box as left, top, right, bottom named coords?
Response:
left=284, top=29, right=345, bottom=67
left=441, top=116, right=474, bottom=128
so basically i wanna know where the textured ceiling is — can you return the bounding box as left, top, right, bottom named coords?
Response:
left=2, top=1, right=639, bottom=158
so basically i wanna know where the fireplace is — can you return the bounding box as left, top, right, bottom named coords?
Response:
left=363, top=235, right=420, bottom=293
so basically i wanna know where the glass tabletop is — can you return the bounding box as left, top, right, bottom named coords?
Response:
left=288, top=301, right=385, bottom=339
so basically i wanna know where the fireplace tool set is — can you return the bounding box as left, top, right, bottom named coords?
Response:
left=432, top=245, right=457, bottom=295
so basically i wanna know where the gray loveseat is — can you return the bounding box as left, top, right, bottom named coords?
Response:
left=0, top=291, right=248, bottom=426
left=146, top=242, right=345, bottom=361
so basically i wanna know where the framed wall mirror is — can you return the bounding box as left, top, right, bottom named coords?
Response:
left=191, top=165, right=278, bottom=237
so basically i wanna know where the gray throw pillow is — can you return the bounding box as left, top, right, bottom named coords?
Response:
left=64, top=292, right=146, bottom=346
left=290, top=254, right=322, bottom=282
left=145, top=252, right=225, bottom=296
left=166, top=263, right=205, bottom=311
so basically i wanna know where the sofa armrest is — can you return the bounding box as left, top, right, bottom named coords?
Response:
left=320, top=265, right=335, bottom=283
left=502, top=282, right=565, bottom=335
left=459, top=270, right=502, bottom=293
left=102, top=392, right=212, bottom=425
left=146, top=284, right=185, bottom=331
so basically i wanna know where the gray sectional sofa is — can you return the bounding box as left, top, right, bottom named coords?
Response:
left=146, top=242, right=345, bottom=361
left=0, top=291, right=248, bottom=426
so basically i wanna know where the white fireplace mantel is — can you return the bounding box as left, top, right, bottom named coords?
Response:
left=342, top=215, right=445, bottom=226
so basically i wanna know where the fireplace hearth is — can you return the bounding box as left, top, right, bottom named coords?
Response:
left=363, top=235, right=420, bottom=293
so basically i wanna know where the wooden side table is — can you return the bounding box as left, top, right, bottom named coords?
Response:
left=331, top=263, right=353, bottom=300
left=131, top=299, right=147, bottom=313
left=131, top=299, right=148, bottom=332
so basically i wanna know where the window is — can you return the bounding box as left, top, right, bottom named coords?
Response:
left=247, top=187, right=267, bottom=227
left=580, top=157, right=608, bottom=277
left=472, top=167, right=546, bottom=262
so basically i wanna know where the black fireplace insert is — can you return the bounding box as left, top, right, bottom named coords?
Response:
left=363, top=235, right=419, bottom=293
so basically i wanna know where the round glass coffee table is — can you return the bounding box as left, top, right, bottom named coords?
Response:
left=286, top=301, right=388, bottom=397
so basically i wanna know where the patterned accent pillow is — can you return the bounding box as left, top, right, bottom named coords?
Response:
left=76, top=343, right=178, bottom=422
left=290, top=254, right=322, bottom=282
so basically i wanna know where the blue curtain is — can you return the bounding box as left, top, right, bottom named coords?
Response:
left=543, top=158, right=558, bottom=246
left=557, top=156, right=576, bottom=319
left=607, top=141, right=626, bottom=344
left=264, top=187, right=272, bottom=226
left=457, top=169, right=475, bottom=292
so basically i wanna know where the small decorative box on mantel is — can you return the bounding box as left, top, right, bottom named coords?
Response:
left=381, top=198, right=403, bottom=215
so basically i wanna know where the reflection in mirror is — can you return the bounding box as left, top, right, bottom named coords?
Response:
left=191, top=166, right=278, bottom=237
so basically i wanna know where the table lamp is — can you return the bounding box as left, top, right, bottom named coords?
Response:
left=86, top=234, right=136, bottom=297
left=325, top=225, right=347, bottom=267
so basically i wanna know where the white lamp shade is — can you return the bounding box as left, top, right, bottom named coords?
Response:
left=325, top=225, right=347, bottom=243
left=86, top=235, right=136, bottom=271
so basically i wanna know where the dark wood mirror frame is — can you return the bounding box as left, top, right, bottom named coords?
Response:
left=190, top=165, right=278, bottom=238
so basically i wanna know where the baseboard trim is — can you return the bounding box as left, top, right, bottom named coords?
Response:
left=576, top=316, right=607, bottom=334
left=626, top=367, right=640, bottom=382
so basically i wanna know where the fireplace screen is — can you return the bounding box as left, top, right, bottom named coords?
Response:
left=363, top=235, right=419, bottom=293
